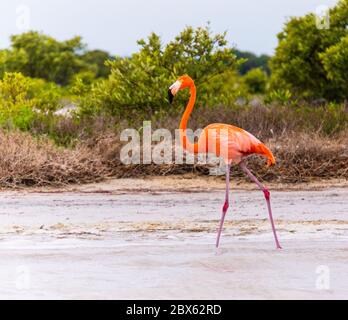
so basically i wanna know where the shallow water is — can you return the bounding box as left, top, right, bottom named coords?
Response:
left=0, top=187, right=347, bottom=299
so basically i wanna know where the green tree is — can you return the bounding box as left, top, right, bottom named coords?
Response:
left=0, top=72, right=64, bottom=131
left=321, top=35, right=348, bottom=93
left=0, top=72, right=36, bottom=130
left=270, top=0, right=348, bottom=100
left=80, top=25, right=241, bottom=117
left=234, top=50, right=270, bottom=75
left=1, top=31, right=90, bottom=85
left=81, top=50, right=113, bottom=78
left=243, top=68, right=268, bottom=94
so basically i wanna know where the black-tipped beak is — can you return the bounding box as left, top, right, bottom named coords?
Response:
left=168, top=89, right=174, bottom=104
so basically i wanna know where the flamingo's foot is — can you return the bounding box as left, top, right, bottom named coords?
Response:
left=215, top=247, right=223, bottom=256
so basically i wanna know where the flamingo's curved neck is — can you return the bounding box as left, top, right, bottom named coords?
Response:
left=179, top=83, right=198, bottom=154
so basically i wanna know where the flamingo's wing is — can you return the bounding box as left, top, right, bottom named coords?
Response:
left=200, top=124, right=262, bottom=163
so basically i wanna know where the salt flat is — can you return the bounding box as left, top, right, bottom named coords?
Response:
left=0, top=183, right=347, bottom=299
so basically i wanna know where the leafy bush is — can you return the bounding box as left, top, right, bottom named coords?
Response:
left=0, top=72, right=36, bottom=130
left=81, top=50, right=113, bottom=78
left=264, top=89, right=293, bottom=105
left=0, top=32, right=112, bottom=86
left=78, top=25, right=242, bottom=118
left=0, top=48, right=28, bottom=78
left=234, top=50, right=270, bottom=75
left=0, top=72, right=66, bottom=131
left=321, top=35, right=348, bottom=94
left=243, top=68, right=268, bottom=94
left=270, top=0, right=348, bottom=100
left=28, top=78, right=65, bottom=113
left=1, top=32, right=87, bottom=85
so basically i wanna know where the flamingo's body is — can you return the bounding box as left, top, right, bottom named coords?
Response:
left=197, top=123, right=276, bottom=166
left=169, top=75, right=282, bottom=249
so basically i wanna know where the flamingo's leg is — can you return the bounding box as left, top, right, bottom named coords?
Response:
left=216, top=164, right=231, bottom=248
left=239, top=161, right=282, bottom=250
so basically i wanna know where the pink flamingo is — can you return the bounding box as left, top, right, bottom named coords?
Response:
left=168, top=75, right=282, bottom=249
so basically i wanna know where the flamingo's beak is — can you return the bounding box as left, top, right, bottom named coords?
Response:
left=168, top=80, right=181, bottom=104
left=168, top=89, right=174, bottom=104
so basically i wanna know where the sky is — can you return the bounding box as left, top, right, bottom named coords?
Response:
left=0, top=0, right=339, bottom=56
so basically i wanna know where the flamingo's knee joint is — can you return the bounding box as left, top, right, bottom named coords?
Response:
left=263, top=189, right=271, bottom=200
left=223, top=201, right=229, bottom=213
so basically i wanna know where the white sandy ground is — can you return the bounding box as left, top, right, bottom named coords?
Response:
left=0, top=177, right=347, bottom=300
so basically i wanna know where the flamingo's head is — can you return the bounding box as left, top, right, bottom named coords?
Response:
left=168, top=75, right=194, bottom=104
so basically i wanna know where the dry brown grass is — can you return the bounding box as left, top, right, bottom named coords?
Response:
left=0, top=131, right=112, bottom=187
left=0, top=123, right=347, bottom=188
left=109, top=131, right=348, bottom=183
left=246, top=131, right=348, bottom=182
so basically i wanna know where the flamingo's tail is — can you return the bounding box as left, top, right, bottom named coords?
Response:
left=256, top=143, right=276, bottom=167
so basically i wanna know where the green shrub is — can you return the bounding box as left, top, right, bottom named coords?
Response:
left=0, top=72, right=36, bottom=130
left=270, top=0, right=348, bottom=100
left=0, top=31, right=112, bottom=86
left=243, top=68, right=268, bottom=94
left=264, top=89, right=293, bottom=105
left=0, top=72, right=66, bottom=131
left=321, top=35, right=348, bottom=94
left=234, top=50, right=271, bottom=75
left=81, top=50, right=113, bottom=78
left=27, top=78, right=64, bottom=113
left=77, top=25, right=242, bottom=119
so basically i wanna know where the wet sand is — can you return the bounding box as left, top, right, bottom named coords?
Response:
left=0, top=177, right=347, bottom=300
